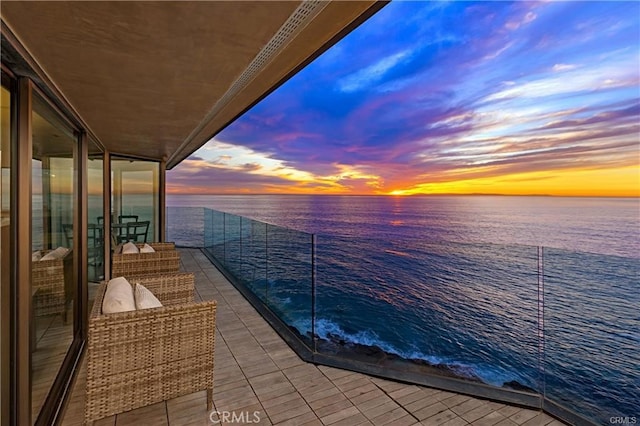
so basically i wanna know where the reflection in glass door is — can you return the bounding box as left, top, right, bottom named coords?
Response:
left=30, top=94, right=77, bottom=422
left=87, top=147, right=103, bottom=283
left=110, top=157, right=159, bottom=250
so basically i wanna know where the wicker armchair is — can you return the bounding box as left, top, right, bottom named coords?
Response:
left=85, top=273, right=217, bottom=424
left=32, top=249, right=73, bottom=319
left=111, top=242, right=180, bottom=277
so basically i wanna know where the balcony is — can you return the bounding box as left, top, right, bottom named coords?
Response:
left=61, top=248, right=559, bottom=426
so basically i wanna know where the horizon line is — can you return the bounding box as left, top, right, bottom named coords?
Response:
left=165, top=192, right=640, bottom=199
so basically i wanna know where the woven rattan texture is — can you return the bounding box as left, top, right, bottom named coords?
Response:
left=85, top=273, right=216, bottom=424
left=112, top=243, right=181, bottom=277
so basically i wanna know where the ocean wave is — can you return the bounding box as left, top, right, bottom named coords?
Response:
left=384, top=249, right=411, bottom=257
left=291, top=317, right=517, bottom=386
left=271, top=296, right=291, bottom=306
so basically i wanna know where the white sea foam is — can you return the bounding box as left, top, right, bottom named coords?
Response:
left=292, top=317, right=515, bottom=384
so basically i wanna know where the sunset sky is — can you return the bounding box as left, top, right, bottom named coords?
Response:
left=167, top=1, right=640, bottom=197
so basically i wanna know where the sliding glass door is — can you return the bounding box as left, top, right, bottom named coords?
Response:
left=1, top=73, right=14, bottom=426
left=30, top=93, right=78, bottom=422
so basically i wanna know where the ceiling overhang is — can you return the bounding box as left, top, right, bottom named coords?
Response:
left=1, top=1, right=385, bottom=168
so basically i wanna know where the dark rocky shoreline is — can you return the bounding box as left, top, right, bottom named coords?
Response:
left=292, top=326, right=536, bottom=393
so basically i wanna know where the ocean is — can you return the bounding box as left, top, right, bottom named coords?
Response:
left=166, top=194, right=639, bottom=424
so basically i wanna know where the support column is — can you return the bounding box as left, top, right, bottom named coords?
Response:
left=103, top=152, right=111, bottom=281
left=77, top=132, right=88, bottom=334
left=13, top=76, right=32, bottom=426
left=159, top=160, right=166, bottom=242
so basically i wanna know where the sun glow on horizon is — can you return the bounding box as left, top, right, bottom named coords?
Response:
left=384, top=165, right=640, bottom=198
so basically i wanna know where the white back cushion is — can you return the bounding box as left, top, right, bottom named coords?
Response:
left=139, top=243, right=155, bottom=253
left=122, top=242, right=139, bottom=254
left=40, top=246, right=69, bottom=261
left=102, top=277, right=136, bottom=314
left=134, top=283, right=163, bottom=310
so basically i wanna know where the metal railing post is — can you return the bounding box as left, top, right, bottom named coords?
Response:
left=311, top=233, right=317, bottom=353
left=265, top=222, right=269, bottom=303
left=537, top=246, right=546, bottom=398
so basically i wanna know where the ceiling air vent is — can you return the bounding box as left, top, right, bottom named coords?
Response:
left=230, top=0, right=326, bottom=96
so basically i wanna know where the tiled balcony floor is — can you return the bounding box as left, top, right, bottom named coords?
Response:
left=62, top=248, right=564, bottom=426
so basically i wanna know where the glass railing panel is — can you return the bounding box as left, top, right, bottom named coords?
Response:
left=209, top=209, right=225, bottom=264
left=264, top=223, right=314, bottom=348
left=166, top=207, right=204, bottom=247
left=201, top=210, right=314, bottom=344
left=237, top=217, right=268, bottom=302
left=543, top=248, right=640, bottom=424
left=223, top=213, right=242, bottom=277
left=314, top=235, right=541, bottom=393
left=204, top=208, right=213, bottom=250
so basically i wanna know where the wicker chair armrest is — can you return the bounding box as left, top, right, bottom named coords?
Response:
left=112, top=250, right=180, bottom=261
left=111, top=250, right=181, bottom=277
left=114, top=242, right=176, bottom=254
left=32, top=257, right=62, bottom=268
left=32, top=259, right=64, bottom=279
left=127, top=272, right=195, bottom=305
left=92, top=273, right=194, bottom=316
left=135, top=242, right=176, bottom=251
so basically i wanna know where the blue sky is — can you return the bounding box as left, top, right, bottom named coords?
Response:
left=168, top=1, right=640, bottom=196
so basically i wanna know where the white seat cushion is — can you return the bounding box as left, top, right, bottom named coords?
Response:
left=139, top=243, right=155, bottom=253
left=122, top=242, right=139, bottom=254
left=134, top=283, right=163, bottom=310
left=102, top=277, right=136, bottom=314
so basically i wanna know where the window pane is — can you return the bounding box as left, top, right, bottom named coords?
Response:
left=31, top=94, right=76, bottom=422
left=111, top=157, right=159, bottom=248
